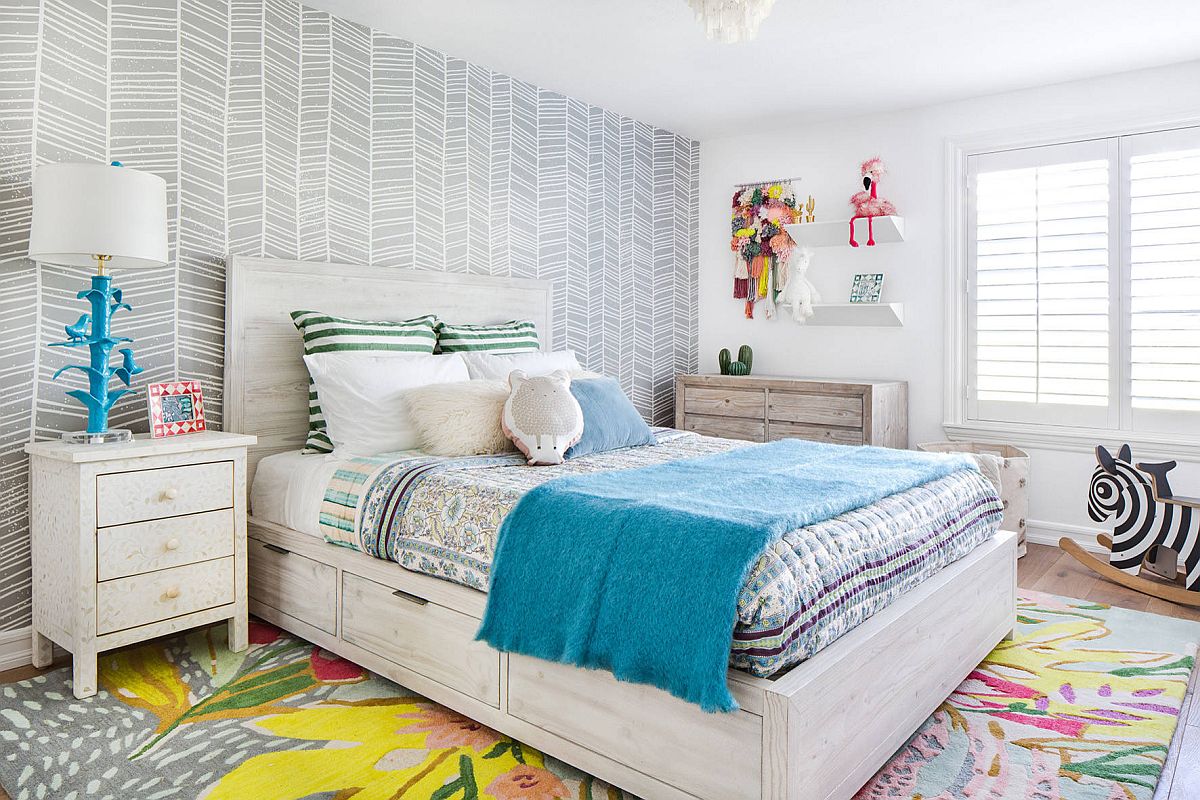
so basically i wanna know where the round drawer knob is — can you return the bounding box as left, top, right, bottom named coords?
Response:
left=164, top=538, right=180, bottom=552
left=162, top=487, right=179, bottom=501
left=163, top=586, right=181, bottom=600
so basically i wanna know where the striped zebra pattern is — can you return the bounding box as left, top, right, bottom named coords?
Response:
left=291, top=311, right=438, bottom=452
left=435, top=320, right=540, bottom=354
left=0, top=0, right=698, bottom=631
left=1088, top=444, right=1200, bottom=589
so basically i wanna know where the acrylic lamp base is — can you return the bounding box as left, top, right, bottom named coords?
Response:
left=61, top=429, right=134, bottom=445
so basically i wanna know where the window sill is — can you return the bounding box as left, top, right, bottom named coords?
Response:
left=941, top=420, right=1200, bottom=461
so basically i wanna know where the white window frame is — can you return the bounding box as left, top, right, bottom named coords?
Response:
left=944, top=113, right=1200, bottom=459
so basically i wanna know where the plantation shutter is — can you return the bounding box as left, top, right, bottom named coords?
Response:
left=1124, top=126, right=1200, bottom=422
left=967, top=139, right=1114, bottom=427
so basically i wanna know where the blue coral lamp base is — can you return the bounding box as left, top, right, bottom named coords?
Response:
left=50, top=262, right=144, bottom=445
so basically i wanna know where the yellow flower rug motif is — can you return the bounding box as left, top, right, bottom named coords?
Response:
left=0, top=592, right=1195, bottom=800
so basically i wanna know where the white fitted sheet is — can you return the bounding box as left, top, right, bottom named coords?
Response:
left=250, top=450, right=345, bottom=537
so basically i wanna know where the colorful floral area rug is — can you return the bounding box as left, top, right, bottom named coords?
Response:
left=855, top=591, right=1198, bottom=800
left=0, top=592, right=1195, bottom=800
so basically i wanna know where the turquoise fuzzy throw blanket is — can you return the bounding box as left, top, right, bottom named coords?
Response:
left=476, top=438, right=977, bottom=712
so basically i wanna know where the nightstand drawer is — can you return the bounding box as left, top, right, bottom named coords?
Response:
left=97, top=509, right=235, bottom=581
left=97, top=557, right=235, bottom=634
left=97, top=461, right=233, bottom=527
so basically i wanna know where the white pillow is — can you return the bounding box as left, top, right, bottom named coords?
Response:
left=461, top=350, right=581, bottom=381
left=404, top=380, right=517, bottom=456
left=302, top=353, right=469, bottom=456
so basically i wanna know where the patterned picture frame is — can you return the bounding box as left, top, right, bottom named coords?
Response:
left=849, top=273, right=885, bottom=304
left=147, top=380, right=207, bottom=438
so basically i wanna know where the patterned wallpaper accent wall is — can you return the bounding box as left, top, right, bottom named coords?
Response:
left=0, top=0, right=699, bottom=631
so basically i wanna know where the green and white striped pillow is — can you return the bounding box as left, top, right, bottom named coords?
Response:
left=290, top=310, right=439, bottom=453
left=436, top=319, right=540, bottom=354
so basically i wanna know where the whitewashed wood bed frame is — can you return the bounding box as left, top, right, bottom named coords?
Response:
left=225, top=255, right=1018, bottom=800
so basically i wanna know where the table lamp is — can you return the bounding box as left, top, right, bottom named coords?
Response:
left=28, top=162, right=168, bottom=444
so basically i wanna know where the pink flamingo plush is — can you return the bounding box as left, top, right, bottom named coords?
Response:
left=849, top=157, right=896, bottom=246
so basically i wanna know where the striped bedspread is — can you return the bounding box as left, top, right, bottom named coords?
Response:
left=319, top=430, right=1003, bottom=676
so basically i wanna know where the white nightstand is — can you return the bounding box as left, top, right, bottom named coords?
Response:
left=24, top=430, right=257, bottom=698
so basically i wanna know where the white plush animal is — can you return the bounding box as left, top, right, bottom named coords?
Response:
left=502, top=369, right=584, bottom=465
left=778, top=246, right=820, bottom=322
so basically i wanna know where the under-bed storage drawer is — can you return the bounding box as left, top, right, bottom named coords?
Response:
left=247, top=537, right=337, bottom=635
left=341, top=572, right=501, bottom=707
left=508, top=655, right=761, bottom=800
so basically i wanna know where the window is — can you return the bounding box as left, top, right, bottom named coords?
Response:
left=964, top=125, right=1200, bottom=438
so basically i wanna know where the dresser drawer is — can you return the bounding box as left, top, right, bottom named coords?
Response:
left=97, top=509, right=234, bottom=581
left=768, top=392, right=863, bottom=427
left=97, top=557, right=235, bottom=634
left=248, top=537, right=337, bottom=634
left=684, top=414, right=765, bottom=442
left=768, top=421, right=863, bottom=446
left=342, top=572, right=501, bottom=707
left=682, top=387, right=764, bottom=419
left=97, top=462, right=233, bottom=527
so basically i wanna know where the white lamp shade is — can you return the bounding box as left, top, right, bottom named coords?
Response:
left=28, top=162, right=168, bottom=269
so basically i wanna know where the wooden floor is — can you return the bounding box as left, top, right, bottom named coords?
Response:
left=0, top=543, right=1196, bottom=799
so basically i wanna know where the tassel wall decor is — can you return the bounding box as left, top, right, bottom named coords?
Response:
left=731, top=181, right=800, bottom=319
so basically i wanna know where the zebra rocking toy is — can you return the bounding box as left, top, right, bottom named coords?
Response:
left=1059, top=444, right=1200, bottom=607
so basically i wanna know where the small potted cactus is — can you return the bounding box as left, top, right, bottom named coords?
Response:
left=717, top=345, right=753, bottom=376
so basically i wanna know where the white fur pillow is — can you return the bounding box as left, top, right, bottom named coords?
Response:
left=403, top=380, right=517, bottom=456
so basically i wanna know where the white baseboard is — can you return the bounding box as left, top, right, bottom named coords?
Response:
left=0, top=626, right=66, bottom=672
left=0, top=627, right=35, bottom=672
left=1026, top=519, right=1106, bottom=554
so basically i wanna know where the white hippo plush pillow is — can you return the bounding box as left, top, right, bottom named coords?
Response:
left=502, top=369, right=584, bottom=465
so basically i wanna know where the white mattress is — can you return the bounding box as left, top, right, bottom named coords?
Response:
left=250, top=450, right=345, bottom=537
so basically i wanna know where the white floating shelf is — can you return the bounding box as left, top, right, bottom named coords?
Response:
left=803, top=302, right=904, bottom=327
left=783, top=215, right=905, bottom=248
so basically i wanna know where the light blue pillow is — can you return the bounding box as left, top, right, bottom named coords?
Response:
left=565, top=377, right=656, bottom=459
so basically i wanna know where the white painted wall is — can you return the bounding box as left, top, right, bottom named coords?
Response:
left=698, top=60, right=1200, bottom=545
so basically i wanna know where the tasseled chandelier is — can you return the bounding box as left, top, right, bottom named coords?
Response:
left=687, top=0, right=777, bottom=43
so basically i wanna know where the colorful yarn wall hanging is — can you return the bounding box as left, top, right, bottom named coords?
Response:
left=731, top=181, right=799, bottom=319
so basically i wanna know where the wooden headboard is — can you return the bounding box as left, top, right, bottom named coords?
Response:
left=223, top=256, right=555, bottom=481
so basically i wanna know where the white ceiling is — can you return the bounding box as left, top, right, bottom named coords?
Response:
left=307, top=0, right=1200, bottom=139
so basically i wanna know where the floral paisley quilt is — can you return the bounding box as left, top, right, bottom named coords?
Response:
left=316, top=430, right=1003, bottom=676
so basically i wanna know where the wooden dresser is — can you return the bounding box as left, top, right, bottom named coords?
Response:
left=674, top=375, right=908, bottom=448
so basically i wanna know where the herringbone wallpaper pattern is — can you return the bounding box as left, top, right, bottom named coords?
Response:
left=0, top=0, right=699, bottom=631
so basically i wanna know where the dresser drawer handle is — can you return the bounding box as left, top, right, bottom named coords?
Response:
left=164, top=538, right=180, bottom=552
left=263, top=543, right=289, bottom=555
left=392, top=589, right=428, bottom=606
left=162, top=586, right=181, bottom=600
left=161, top=487, right=179, bottom=501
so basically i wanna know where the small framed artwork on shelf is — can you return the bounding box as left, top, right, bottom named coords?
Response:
left=850, top=273, right=885, bottom=304
left=147, top=380, right=207, bottom=438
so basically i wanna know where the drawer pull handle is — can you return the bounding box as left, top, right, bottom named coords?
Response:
left=162, top=487, right=179, bottom=501
left=164, top=538, right=180, bottom=551
left=392, top=589, right=428, bottom=606
left=163, top=586, right=181, bottom=600
left=263, top=543, right=289, bottom=555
